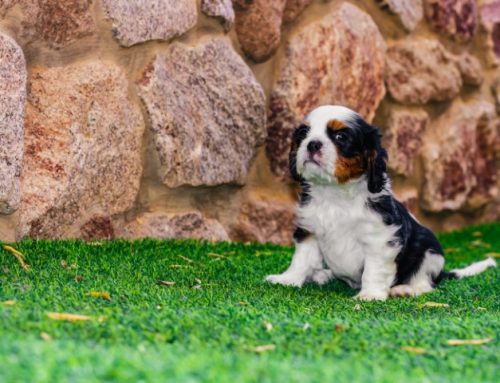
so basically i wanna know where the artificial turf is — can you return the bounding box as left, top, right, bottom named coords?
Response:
left=0, top=223, right=499, bottom=383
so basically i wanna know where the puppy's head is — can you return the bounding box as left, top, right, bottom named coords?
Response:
left=289, top=105, right=387, bottom=193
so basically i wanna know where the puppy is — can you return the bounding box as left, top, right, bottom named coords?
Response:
left=266, top=105, right=496, bottom=300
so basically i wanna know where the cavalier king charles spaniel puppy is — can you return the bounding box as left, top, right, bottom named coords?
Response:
left=266, top=105, right=496, bottom=301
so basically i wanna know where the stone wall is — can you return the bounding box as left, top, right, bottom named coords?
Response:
left=0, top=0, right=498, bottom=244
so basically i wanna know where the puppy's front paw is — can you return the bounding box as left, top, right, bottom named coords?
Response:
left=354, top=290, right=388, bottom=301
left=265, top=273, right=305, bottom=287
left=390, top=285, right=415, bottom=297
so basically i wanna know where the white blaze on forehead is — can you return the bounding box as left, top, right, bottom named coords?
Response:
left=304, top=105, right=358, bottom=134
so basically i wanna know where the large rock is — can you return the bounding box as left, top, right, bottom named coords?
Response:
left=0, top=33, right=26, bottom=214
left=229, top=198, right=295, bottom=245
left=234, top=0, right=287, bottom=62
left=2, top=0, right=96, bottom=49
left=376, top=0, right=424, bottom=31
left=283, top=0, right=313, bottom=23
left=421, top=99, right=497, bottom=212
left=102, top=0, right=197, bottom=47
left=384, top=109, right=429, bottom=176
left=424, top=0, right=477, bottom=41
left=201, top=0, right=234, bottom=32
left=18, top=61, right=144, bottom=239
left=266, top=3, right=386, bottom=178
left=386, top=39, right=481, bottom=104
left=137, top=37, right=266, bottom=187
left=117, top=211, right=229, bottom=241
left=478, top=0, right=500, bottom=64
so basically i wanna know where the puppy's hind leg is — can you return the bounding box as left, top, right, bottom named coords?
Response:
left=390, top=251, right=444, bottom=298
left=266, top=229, right=323, bottom=288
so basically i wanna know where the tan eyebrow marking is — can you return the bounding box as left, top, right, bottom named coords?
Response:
left=327, top=119, right=346, bottom=131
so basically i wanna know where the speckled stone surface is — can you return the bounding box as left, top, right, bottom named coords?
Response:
left=1, top=0, right=97, bottom=49
left=102, top=0, right=197, bottom=47
left=117, top=211, right=229, bottom=241
left=424, top=0, right=477, bottom=41
left=421, top=99, right=497, bottom=212
left=377, top=0, right=423, bottom=31
left=0, top=32, right=26, bottom=214
left=201, top=0, right=234, bottom=32
left=18, top=61, right=144, bottom=239
left=384, top=109, right=429, bottom=176
left=137, top=37, right=266, bottom=188
left=234, top=0, right=287, bottom=62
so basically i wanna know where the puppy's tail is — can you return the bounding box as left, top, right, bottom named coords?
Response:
left=439, top=257, right=497, bottom=281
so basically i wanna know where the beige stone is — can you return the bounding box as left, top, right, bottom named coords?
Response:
left=229, top=198, right=295, bottom=245
left=18, top=61, right=144, bottom=239
left=117, top=211, right=229, bottom=241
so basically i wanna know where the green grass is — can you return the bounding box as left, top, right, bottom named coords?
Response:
left=1, top=223, right=499, bottom=383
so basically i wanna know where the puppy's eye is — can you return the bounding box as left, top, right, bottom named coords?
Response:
left=335, top=132, right=346, bottom=142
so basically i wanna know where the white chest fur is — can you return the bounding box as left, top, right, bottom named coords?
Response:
left=297, top=181, right=399, bottom=286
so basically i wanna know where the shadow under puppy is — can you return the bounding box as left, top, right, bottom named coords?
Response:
left=266, top=105, right=496, bottom=301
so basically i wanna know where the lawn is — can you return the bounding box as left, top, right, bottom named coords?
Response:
left=1, top=223, right=499, bottom=383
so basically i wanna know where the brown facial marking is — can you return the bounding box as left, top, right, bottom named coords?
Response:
left=327, top=119, right=346, bottom=131
left=334, top=150, right=365, bottom=184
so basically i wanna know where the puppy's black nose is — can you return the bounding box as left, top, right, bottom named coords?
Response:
left=307, top=140, right=323, bottom=153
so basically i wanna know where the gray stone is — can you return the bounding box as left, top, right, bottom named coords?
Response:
left=102, top=0, right=197, bottom=47
left=201, top=0, right=234, bottom=32
left=117, top=211, right=229, bottom=241
left=18, top=61, right=144, bottom=239
left=0, top=33, right=26, bottom=214
left=266, top=3, right=386, bottom=178
left=137, top=37, right=266, bottom=187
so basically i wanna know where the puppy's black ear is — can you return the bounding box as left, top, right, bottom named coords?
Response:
left=289, top=124, right=310, bottom=182
left=364, top=125, right=387, bottom=194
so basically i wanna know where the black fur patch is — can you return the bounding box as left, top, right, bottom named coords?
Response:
left=368, top=195, right=444, bottom=286
left=289, top=124, right=310, bottom=182
left=298, top=181, right=311, bottom=206
left=293, top=227, right=311, bottom=243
